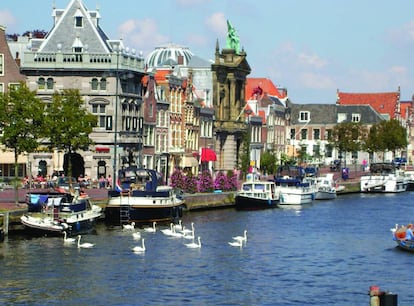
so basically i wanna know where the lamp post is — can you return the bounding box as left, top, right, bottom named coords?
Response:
left=112, top=47, right=121, bottom=189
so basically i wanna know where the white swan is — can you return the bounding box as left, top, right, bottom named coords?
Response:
left=132, top=238, right=146, bottom=253
left=173, top=220, right=183, bottom=231
left=77, top=235, right=95, bottom=248
left=123, top=222, right=135, bottom=230
left=170, top=226, right=183, bottom=238
left=185, top=236, right=201, bottom=249
left=132, top=231, right=141, bottom=240
left=161, top=223, right=174, bottom=236
left=232, top=230, right=247, bottom=243
left=144, top=221, right=157, bottom=233
left=181, top=222, right=194, bottom=235
left=63, top=231, right=76, bottom=244
left=228, top=239, right=243, bottom=247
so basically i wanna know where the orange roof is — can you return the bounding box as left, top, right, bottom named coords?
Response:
left=337, top=91, right=400, bottom=119
left=400, top=101, right=413, bottom=120
left=245, top=78, right=286, bottom=100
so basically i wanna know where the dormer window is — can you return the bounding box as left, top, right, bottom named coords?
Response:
left=352, top=113, right=361, bottom=123
left=74, top=9, right=84, bottom=28
left=299, top=111, right=310, bottom=122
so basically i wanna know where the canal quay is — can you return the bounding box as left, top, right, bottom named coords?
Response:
left=0, top=166, right=364, bottom=235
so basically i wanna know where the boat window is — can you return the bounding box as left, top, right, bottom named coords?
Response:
left=242, top=184, right=252, bottom=191
left=255, top=184, right=265, bottom=191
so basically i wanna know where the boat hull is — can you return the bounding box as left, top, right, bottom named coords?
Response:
left=235, top=195, right=278, bottom=210
left=360, top=175, right=407, bottom=193
left=315, top=190, right=337, bottom=200
left=278, top=188, right=314, bottom=206
left=105, top=202, right=184, bottom=225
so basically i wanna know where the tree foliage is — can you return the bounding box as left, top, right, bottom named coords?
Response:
left=364, top=119, right=407, bottom=158
left=260, top=150, right=277, bottom=174
left=45, top=89, right=96, bottom=153
left=330, top=122, right=367, bottom=157
left=44, top=89, right=96, bottom=179
left=0, top=83, right=46, bottom=203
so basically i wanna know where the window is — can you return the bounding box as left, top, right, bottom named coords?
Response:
left=352, top=113, right=360, bottom=123
left=301, top=129, right=308, bottom=140
left=313, top=129, right=320, bottom=140
left=92, top=104, right=106, bottom=128
left=91, top=78, right=99, bottom=90
left=0, top=83, right=4, bottom=93
left=38, top=77, right=45, bottom=90
left=290, top=128, right=295, bottom=140
left=0, top=54, right=3, bottom=76
left=100, top=78, right=107, bottom=90
left=299, top=111, right=310, bottom=122
left=46, top=78, right=54, bottom=90
left=75, top=16, right=83, bottom=27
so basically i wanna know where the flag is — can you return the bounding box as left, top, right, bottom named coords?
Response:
left=115, top=179, right=122, bottom=192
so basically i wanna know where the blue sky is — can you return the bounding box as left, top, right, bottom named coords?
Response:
left=2, top=0, right=414, bottom=104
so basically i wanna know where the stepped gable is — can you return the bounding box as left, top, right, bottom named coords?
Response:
left=336, top=90, right=400, bottom=120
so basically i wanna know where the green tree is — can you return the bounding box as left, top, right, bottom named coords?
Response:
left=0, top=83, right=46, bottom=204
left=330, top=122, right=367, bottom=166
left=260, top=150, right=277, bottom=175
left=238, top=131, right=251, bottom=178
left=44, top=89, right=97, bottom=184
left=364, top=119, right=407, bottom=161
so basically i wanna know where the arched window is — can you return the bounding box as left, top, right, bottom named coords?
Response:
left=91, top=78, right=98, bottom=90
left=100, top=78, right=107, bottom=90
left=46, top=78, right=54, bottom=90
left=38, top=77, right=45, bottom=90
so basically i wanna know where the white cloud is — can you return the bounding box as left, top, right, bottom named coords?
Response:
left=0, top=10, right=16, bottom=30
left=205, top=12, right=227, bottom=36
left=118, top=18, right=170, bottom=54
left=297, top=52, right=327, bottom=69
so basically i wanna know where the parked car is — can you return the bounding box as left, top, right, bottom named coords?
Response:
left=57, top=177, right=79, bottom=191
left=330, top=160, right=341, bottom=172
left=393, top=157, right=407, bottom=168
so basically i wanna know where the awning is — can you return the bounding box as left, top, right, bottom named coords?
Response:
left=95, top=147, right=110, bottom=153
left=201, top=148, right=217, bottom=162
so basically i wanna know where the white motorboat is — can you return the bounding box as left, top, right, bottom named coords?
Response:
left=21, top=190, right=102, bottom=236
left=360, top=163, right=407, bottom=193
left=274, top=166, right=314, bottom=206
left=314, top=173, right=337, bottom=200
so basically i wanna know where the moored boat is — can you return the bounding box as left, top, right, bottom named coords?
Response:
left=235, top=173, right=279, bottom=210
left=105, top=167, right=185, bottom=226
left=360, top=163, right=407, bottom=193
left=274, top=166, right=314, bottom=206
left=21, top=189, right=102, bottom=236
left=314, top=173, right=337, bottom=200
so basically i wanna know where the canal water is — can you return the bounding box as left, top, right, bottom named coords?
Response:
left=1, top=192, right=413, bottom=305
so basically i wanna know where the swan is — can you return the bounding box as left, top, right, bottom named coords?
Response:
left=390, top=223, right=399, bottom=233
left=161, top=223, right=174, bottom=236
left=77, top=235, right=94, bottom=248
left=185, top=236, right=201, bottom=249
left=173, top=220, right=183, bottom=231
left=144, top=221, right=157, bottom=233
left=232, top=230, right=247, bottom=243
left=228, top=240, right=243, bottom=248
left=63, top=231, right=76, bottom=244
left=181, top=222, right=194, bottom=235
left=132, top=231, right=141, bottom=240
left=132, top=238, right=146, bottom=253
left=123, top=222, right=135, bottom=230
left=170, top=226, right=183, bottom=238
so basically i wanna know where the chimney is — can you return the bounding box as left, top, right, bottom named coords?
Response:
left=15, top=52, right=21, bottom=67
left=177, top=55, right=184, bottom=65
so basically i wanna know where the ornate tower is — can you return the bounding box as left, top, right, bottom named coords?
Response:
left=211, top=35, right=251, bottom=172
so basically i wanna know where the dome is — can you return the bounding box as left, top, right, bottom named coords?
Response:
left=145, top=43, right=194, bottom=70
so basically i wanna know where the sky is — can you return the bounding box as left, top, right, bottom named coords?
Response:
left=2, top=0, right=414, bottom=104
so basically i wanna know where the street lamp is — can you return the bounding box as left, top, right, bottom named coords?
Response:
left=112, top=46, right=121, bottom=189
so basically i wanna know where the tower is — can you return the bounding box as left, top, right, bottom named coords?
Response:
left=211, top=36, right=251, bottom=172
